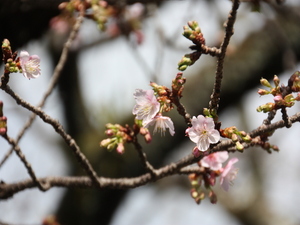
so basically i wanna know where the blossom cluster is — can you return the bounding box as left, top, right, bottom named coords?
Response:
left=132, top=89, right=175, bottom=136
left=257, top=72, right=300, bottom=113
left=2, top=40, right=41, bottom=80
left=18, top=51, right=41, bottom=79
left=189, top=151, right=239, bottom=204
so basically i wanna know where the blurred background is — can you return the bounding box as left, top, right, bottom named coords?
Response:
left=0, top=0, right=300, bottom=224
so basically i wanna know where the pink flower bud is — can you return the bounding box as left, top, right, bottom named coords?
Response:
left=273, top=95, right=283, bottom=103
left=257, top=89, right=269, bottom=95
left=144, top=133, right=152, bottom=143
left=116, top=143, right=125, bottom=154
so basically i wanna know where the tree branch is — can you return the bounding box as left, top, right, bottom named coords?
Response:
left=0, top=12, right=84, bottom=168
left=1, top=111, right=300, bottom=199
left=209, top=0, right=240, bottom=114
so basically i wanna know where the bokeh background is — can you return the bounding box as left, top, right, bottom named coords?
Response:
left=1, top=0, right=300, bottom=224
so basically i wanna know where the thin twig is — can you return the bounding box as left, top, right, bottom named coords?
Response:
left=172, top=94, right=191, bottom=126
left=127, top=41, right=157, bottom=82
left=1, top=134, right=50, bottom=191
left=0, top=84, right=101, bottom=187
left=208, top=0, right=240, bottom=114
left=0, top=13, right=84, bottom=167
left=132, top=138, right=157, bottom=177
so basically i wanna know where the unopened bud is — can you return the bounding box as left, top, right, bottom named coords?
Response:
left=190, top=188, right=198, bottom=199
left=273, top=75, right=280, bottom=87
left=100, top=138, right=112, bottom=148
left=271, top=145, right=279, bottom=152
left=178, top=64, right=188, bottom=71
left=116, top=143, right=125, bottom=154
left=0, top=116, right=7, bottom=135
left=144, top=132, right=152, bottom=143
left=257, top=89, right=269, bottom=96
left=236, top=141, right=244, bottom=151
left=273, top=95, right=284, bottom=105
left=284, top=94, right=294, bottom=103
left=257, top=102, right=275, bottom=113
left=192, top=147, right=201, bottom=158
left=209, top=191, right=217, bottom=204
left=231, top=133, right=239, bottom=142
left=260, top=78, right=272, bottom=88
left=105, top=129, right=114, bottom=136
left=187, top=21, right=200, bottom=33
left=242, top=134, right=251, bottom=142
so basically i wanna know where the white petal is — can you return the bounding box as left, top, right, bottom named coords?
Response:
left=208, top=130, right=220, bottom=143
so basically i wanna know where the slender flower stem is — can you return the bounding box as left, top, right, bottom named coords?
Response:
left=132, top=138, right=157, bottom=177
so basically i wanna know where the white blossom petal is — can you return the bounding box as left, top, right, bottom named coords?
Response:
left=19, top=51, right=41, bottom=79
left=186, top=115, right=220, bottom=151
left=132, top=89, right=160, bottom=124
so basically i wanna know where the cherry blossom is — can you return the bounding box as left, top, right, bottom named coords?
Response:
left=132, top=89, right=160, bottom=126
left=144, top=115, right=175, bottom=136
left=19, top=51, right=41, bottom=79
left=200, top=151, right=229, bottom=171
left=186, top=115, right=220, bottom=151
left=220, top=157, right=239, bottom=191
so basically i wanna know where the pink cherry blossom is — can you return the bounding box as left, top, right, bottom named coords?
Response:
left=220, top=157, right=239, bottom=191
left=132, top=89, right=160, bottom=126
left=19, top=51, right=41, bottom=79
left=186, top=115, right=220, bottom=151
left=144, top=115, right=175, bottom=136
left=200, top=151, right=229, bottom=171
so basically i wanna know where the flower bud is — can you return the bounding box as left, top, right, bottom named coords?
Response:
left=257, top=89, right=269, bottom=95
left=295, top=93, right=300, bottom=101
left=273, top=75, right=280, bottom=87
left=284, top=94, right=294, bottom=103
left=271, top=145, right=279, bottom=152
left=260, top=78, right=272, bottom=88
left=0, top=116, right=7, bottom=135
left=192, top=147, right=201, bottom=158
left=178, top=64, right=188, bottom=71
left=203, top=108, right=210, bottom=117
left=236, top=141, right=244, bottom=151
left=231, top=133, right=238, bottom=142
left=116, top=143, right=125, bottom=154
left=242, top=134, right=251, bottom=142
left=100, top=138, right=112, bottom=148
left=209, top=191, right=217, bottom=204
left=190, top=188, right=198, bottom=199
left=187, top=21, right=200, bottom=32
left=105, top=129, right=114, bottom=136
left=273, top=95, right=284, bottom=105
left=144, top=132, right=152, bottom=143
left=256, top=102, right=275, bottom=113
left=0, top=127, right=7, bottom=135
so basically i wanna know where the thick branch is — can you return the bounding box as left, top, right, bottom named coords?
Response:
left=1, top=111, right=300, bottom=199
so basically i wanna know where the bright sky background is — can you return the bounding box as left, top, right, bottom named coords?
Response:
left=0, top=0, right=300, bottom=224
